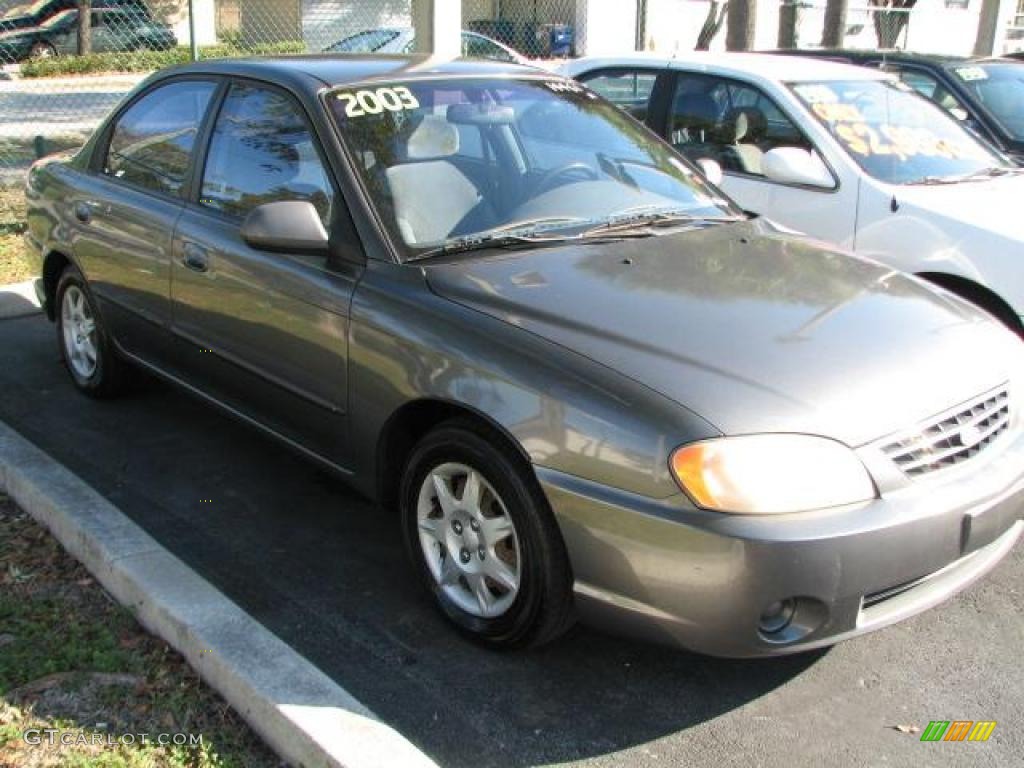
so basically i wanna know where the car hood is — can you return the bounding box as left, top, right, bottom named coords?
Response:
left=425, top=218, right=1021, bottom=447
left=891, top=173, right=1024, bottom=240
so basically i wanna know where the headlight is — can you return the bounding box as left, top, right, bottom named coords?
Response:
left=670, top=434, right=876, bottom=514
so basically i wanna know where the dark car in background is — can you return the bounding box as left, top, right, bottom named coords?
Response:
left=0, top=5, right=175, bottom=60
left=767, top=49, right=1024, bottom=163
left=0, top=0, right=148, bottom=34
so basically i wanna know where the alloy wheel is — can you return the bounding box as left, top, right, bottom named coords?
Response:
left=416, top=462, right=521, bottom=618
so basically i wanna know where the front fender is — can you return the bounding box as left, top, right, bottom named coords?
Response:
left=347, top=260, right=720, bottom=501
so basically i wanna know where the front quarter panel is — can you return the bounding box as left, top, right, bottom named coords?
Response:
left=347, top=260, right=720, bottom=501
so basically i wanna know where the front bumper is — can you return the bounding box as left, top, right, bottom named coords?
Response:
left=539, top=428, right=1024, bottom=657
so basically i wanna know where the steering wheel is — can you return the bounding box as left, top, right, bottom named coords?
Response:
left=532, top=162, right=600, bottom=196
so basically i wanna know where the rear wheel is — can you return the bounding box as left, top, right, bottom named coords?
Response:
left=56, top=265, right=129, bottom=397
left=29, top=41, right=56, bottom=59
left=401, top=421, right=574, bottom=648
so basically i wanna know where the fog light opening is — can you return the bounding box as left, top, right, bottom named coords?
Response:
left=759, top=598, right=797, bottom=635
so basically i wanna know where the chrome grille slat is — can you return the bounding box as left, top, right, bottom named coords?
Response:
left=880, top=387, right=1011, bottom=478
left=894, top=410, right=1010, bottom=469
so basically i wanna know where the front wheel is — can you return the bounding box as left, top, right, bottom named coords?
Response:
left=56, top=265, right=129, bottom=397
left=401, top=421, right=574, bottom=649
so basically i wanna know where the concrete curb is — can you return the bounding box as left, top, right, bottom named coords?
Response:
left=0, top=420, right=438, bottom=768
left=0, top=279, right=42, bottom=320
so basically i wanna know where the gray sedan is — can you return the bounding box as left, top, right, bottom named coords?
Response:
left=23, top=55, right=1024, bottom=656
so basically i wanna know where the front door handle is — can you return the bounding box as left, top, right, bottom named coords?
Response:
left=182, top=243, right=209, bottom=273
left=74, top=202, right=92, bottom=224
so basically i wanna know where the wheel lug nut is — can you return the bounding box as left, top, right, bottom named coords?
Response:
left=470, top=519, right=480, bottom=532
left=452, top=520, right=463, bottom=534
left=459, top=548, right=471, bottom=564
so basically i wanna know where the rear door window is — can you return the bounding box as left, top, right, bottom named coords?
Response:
left=104, top=79, right=217, bottom=197
left=579, top=69, right=658, bottom=122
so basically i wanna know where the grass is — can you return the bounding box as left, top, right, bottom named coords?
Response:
left=19, top=42, right=308, bottom=79
left=0, top=494, right=282, bottom=768
left=0, top=184, right=34, bottom=286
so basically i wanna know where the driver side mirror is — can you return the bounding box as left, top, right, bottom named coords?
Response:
left=241, top=200, right=329, bottom=254
left=762, top=148, right=834, bottom=189
left=695, top=157, right=724, bottom=186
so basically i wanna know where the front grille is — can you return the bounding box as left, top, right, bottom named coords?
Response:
left=880, top=387, right=1011, bottom=478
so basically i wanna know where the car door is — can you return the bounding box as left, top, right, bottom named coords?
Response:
left=170, top=80, right=360, bottom=466
left=664, top=71, right=857, bottom=246
left=89, top=10, right=117, bottom=52
left=70, top=77, right=218, bottom=362
left=49, top=12, right=79, bottom=55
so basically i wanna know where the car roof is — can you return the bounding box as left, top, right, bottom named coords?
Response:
left=563, top=51, right=890, bottom=83
left=153, top=54, right=546, bottom=93
left=767, top=48, right=967, bottom=67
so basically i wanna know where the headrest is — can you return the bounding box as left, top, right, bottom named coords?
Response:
left=404, top=115, right=459, bottom=160
left=447, top=102, right=515, bottom=125
left=726, top=107, right=767, bottom=143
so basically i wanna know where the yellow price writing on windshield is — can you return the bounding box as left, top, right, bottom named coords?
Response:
left=812, top=102, right=865, bottom=123
left=832, top=122, right=973, bottom=161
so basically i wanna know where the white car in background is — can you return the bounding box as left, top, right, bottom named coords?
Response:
left=562, top=53, right=1024, bottom=335
left=326, top=27, right=528, bottom=65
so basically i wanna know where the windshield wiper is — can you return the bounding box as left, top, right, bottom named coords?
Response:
left=907, top=165, right=1024, bottom=185
left=406, top=216, right=593, bottom=262
left=583, top=205, right=743, bottom=235
left=955, top=165, right=1024, bottom=181
left=407, top=231, right=575, bottom=262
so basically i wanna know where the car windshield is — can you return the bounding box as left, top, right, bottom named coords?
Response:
left=950, top=62, right=1024, bottom=141
left=328, top=29, right=401, bottom=53
left=328, top=77, right=738, bottom=259
left=790, top=79, right=1002, bottom=184
left=1, top=1, right=44, bottom=20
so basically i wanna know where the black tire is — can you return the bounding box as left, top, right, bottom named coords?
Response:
left=55, top=264, right=130, bottom=398
left=400, top=419, right=574, bottom=649
left=29, top=41, right=56, bottom=59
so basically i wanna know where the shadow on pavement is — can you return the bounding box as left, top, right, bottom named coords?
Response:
left=0, top=314, right=820, bottom=766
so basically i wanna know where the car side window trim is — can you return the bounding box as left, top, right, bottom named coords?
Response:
left=188, top=77, right=341, bottom=223
left=89, top=74, right=225, bottom=204
left=668, top=71, right=841, bottom=193
left=577, top=66, right=671, bottom=130
left=186, top=76, right=366, bottom=268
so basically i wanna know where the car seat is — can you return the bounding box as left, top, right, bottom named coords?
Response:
left=385, top=115, right=496, bottom=245
left=721, top=106, right=768, bottom=175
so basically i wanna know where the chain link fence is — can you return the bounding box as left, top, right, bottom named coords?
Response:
left=462, top=0, right=580, bottom=58
left=0, top=1, right=422, bottom=179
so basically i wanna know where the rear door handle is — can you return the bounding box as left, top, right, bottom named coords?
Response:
left=182, top=243, right=209, bottom=273
left=74, top=202, right=92, bottom=223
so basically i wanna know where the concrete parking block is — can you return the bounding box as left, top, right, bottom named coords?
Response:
left=0, top=279, right=41, bottom=320
left=0, top=419, right=438, bottom=768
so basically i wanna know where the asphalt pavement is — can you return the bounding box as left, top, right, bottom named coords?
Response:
left=1, top=311, right=1021, bottom=767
